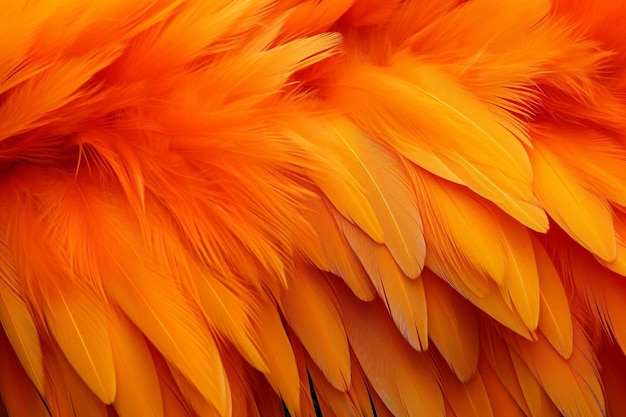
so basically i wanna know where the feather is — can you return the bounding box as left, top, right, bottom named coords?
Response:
left=481, top=327, right=532, bottom=416
left=299, top=197, right=375, bottom=301
left=109, top=309, right=163, bottom=417
left=326, top=118, right=425, bottom=277
left=428, top=257, right=533, bottom=339
left=297, top=116, right=426, bottom=277
left=531, top=136, right=616, bottom=261
left=423, top=270, right=479, bottom=382
left=480, top=357, right=527, bottom=417
left=508, top=349, right=561, bottom=417
left=410, top=167, right=507, bottom=287
left=548, top=232, right=626, bottom=356
left=437, top=363, right=494, bottom=417
left=506, top=321, right=605, bottom=417
left=498, top=216, right=541, bottom=330
left=289, top=335, right=318, bottom=417
left=169, top=364, right=222, bottom=417
left=191, top=263, right=268, bottom=373
left=346, top=354, right=378, bottom=417
left=308, top=361, right=362, bottom=417
left=101, top=225, right=231, bottom=417
left=0, top=331, right=49, bottom=417
left=254, top=299, right=300, bottom=414
left=336, top=282, right=444, bottom=417
left=281, top=263, right=351, bottom=391
left=45, top=345, right=108, bottom=417
left=0, top=261, right=44, bottom=393
left=43, top=285, right=116, bottom=404
left=600, top=208, right=626, bottom=276
left=532, top=236, right=573, bottom=358
left=331, top=58, right=548, bottom=232
left=337, top=216, right=428, bottom=351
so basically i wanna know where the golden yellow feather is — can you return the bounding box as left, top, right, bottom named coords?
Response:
left=2, top=1, right=626, bottom=417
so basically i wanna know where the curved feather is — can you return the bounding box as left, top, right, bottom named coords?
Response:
left=336, top=282, right=444, bottom=417
left=102, top=236, right=231, bottom=416
left=281, top=263, right=351, bottom=391
left=43, top=286, right=116, bottom=404
left=45, top=345, right=108, bottom=417
left=109, top=309, right=164, bottom=417
left=423, top=270, right=479, bottom=382
left=254, top=299, right=300, bottom=414
left=411, top=167, right=507, bottom=287
left=480, top=357, right=527, bottom=417
left=507, top=325, right=605, bottom=417
left=531, top=236, right=573, bottom=358
left=509, top=349, right=561, bottom=417
left=0, top=331, right=49, bottom=417
left=439, top=365, right=494, bottom=417
left=331, top=58, right=548, bottom=232
left=338, top=216, right=428, bottom=351
left=531, top=138, right=616, bottom=261
left=0, top=276, right=44, bottom=393
left=300, top=196, right=376, bottom=301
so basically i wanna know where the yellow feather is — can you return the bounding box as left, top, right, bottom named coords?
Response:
left=0, top=273, right=44, bottom=393
left=287, top=117, right=384, bottom=244
left=338, top=216, right=428, bottom=351
left=327, top=118, right=426, bottom=277
left=507, top=325, right=605, bottom=417
left=509, top=349, right=561, bottom=417
left=428, top=257, right=533, bottom=339
left=337, top=283, right=444, bottom=417
left=531, top=140, right=616, bottom=261
left=103, top=244, right=231, bottom=416
left=480, top=357, right=527, bottom=417
left=499, top=216, right=541, bottom=330
left=332, top=58, right=548, bottom=232
left=532, top=236, right=573, bottom=358
left=301, top=197, right=376, bottom=301
left=43, top=286, right=116, bottom=404
left=423, top=270, right=479, bottom=382
left=281, top=263, right=351, bottom=391
left=0, top=331, right=49, bottom=417
left=109, top=309, right=164, bottom=417
left=254, top=299, right=301, bottom=414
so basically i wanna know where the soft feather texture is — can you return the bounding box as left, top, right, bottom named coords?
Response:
left=2, top=1, right=626, bottom=417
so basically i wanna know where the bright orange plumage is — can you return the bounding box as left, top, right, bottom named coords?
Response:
left=1, top=1, right=626, bottom=416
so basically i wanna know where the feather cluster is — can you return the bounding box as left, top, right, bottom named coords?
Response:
left=1, top=1, right=626, bottom=416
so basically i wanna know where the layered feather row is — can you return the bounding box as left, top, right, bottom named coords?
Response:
left=1, top=0, right=626, bottom=416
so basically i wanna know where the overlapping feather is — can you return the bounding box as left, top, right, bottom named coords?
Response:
left=2, top=1, right=626, bottom=417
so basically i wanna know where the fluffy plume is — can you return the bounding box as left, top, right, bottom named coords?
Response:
left=2, top=1, right=626, bottom=416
